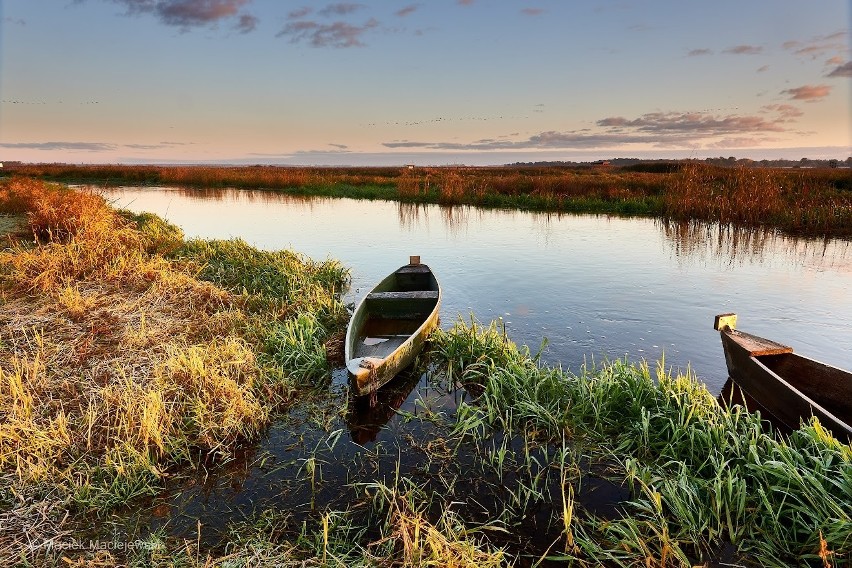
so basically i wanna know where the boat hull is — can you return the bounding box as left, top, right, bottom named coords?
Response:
left=345, top=262, right=440, bottom=396
left=719, top=327, right=852, bottom=440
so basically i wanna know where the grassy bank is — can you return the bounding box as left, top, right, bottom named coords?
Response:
left=1, top=179, right=849, bottom=566
left=5, top=162, right=851, bottom=236
left=0, top=178, right=349, bottom=562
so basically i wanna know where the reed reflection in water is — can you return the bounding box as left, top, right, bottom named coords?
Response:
left=660, top=219, right=851, bottom=271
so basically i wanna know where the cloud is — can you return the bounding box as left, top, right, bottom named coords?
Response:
left=381, top=109, right=795, bottom=152
left=288, top=7, right=312, bottom=19
left=395, top=4, right=418, bottom=17
left=706, top=137, right=768, bottom=149
left=328, top=143, right=349, bottom=150
left=781, top=84, right=832, bottom=102
left=723, top=45, right=763, bottom=55
left=318, top=3, right=363, bottom=17
left=761, top=104, right=803, bottom=121
left=827, top=61, right=852, bottom=78
left=521, top=8, right=543, bottom=16
left=756, top=65, right=769, bottom=73
left=0, top=141, right=117, bottom=152
left=596, top=112, right=786, bottom=135
left=110, top=0, right=254, bottom=30
left=276, top=18, right=379, bottom=47
left=783, top=31, right=848, bottom=60
left=234, top=13, right=257, bottom=33
left=687, top=48, right=712, bottom=57
left=3, top=16, right=26, bottom=26
left=457, top=0, right=475, bottom=5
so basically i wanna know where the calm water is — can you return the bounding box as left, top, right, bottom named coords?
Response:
left=105, top=186, right=852, bottom=394
left=100, top=186, right=851, bottom=559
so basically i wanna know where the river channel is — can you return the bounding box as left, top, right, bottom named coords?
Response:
left=104, top=185, right=852, bottom=394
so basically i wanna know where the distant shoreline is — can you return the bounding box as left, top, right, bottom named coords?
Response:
left=3, top=161, right=850, bottom=237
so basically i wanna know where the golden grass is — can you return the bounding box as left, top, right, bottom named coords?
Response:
left=663, top=162, right=852, bottom=234
left=0, top=177, right=339, bottom=494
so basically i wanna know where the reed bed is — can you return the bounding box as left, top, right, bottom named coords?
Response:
left=7, top=162, right=850, bottom=235
left=663, top=162, right=852, bottom=235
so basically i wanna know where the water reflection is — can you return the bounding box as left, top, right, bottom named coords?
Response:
left=660, top=219, right=851, bottom=270
left=397, top=202, right=473, bottom=237
left=347, top=366, right=422, bottom=444
left=102, top=186, right=852, bottom=396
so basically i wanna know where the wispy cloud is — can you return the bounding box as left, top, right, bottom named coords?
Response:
left=781, top=84, right=832, bottom=102
left=756, top=65, right=769, bottom=73
left=761, top=104, right=803, bottom=121
left=276, top=18, right=379, bottom=48
left=395, top=5, right=418, bottom=17
left=279, top=3, right=382, bottom=47
left=318, top=3, right=363, bottom=17
left=288, top=7, right=312, bottom=19
left=234, top=13, right=257, bottom=33
left=597, top=112, right=785, bottom=135
left=3, top=16, right=27, bottom=26
left=827, top=61, right=852, bottom=78
left=0, top=140, right=193, bottom=151
left=687, top=48, right=712, bottom=57
left=0, top=141, right=117, bottom=152
left=382, top=109, right=793, bottom=151
left=457, top=0, right=475, bottom=5
left=521, top=8, right=544, bottom=16
left=723, top=45, right=763, bottom=55
left=783, top=30, right=848, bottom=60
left=110, top=0, right=255, bottom=31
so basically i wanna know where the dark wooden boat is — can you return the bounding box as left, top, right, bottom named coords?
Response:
left=345, top=257, right=441, bottom=396
left=714, top=313, right=852, bottom=440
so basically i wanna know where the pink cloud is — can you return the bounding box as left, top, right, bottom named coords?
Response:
left=781, top=84, right=832, bottom=102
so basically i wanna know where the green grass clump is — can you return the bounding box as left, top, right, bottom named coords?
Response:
left=175, top=238, right=349, bottom=324
left=431, top=319, right=852, bottom=567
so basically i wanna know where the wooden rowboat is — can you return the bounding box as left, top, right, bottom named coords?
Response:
left=345, top=256, right=441, bottom=396
left=714, top=313, right=852, bottom=440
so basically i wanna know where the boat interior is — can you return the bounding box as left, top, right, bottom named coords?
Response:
left=352, top=265, right=439, bottom=360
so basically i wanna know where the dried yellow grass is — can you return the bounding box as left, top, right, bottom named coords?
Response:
left=0, top=178, right=274, bottom=485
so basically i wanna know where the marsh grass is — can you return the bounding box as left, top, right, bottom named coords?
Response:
left=431, top=319, right=852, bottom=567
left=10, top=162, right=851, bottom=234
left=0, top=177, right=350, bottom=563
left=2, top=175, right=850, bottom=566
left=664, top=162, right=852, bottom=235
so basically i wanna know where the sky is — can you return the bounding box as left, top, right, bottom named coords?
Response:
left=1, top=0, right=850, bottom=166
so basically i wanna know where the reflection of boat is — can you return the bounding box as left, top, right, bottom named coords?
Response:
left=345, top=257, right=441, bottom=396
left=347, top=367, right=423, bottom=444
left=714, top=313, right=852, bottom=440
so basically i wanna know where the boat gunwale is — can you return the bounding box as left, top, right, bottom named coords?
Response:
left=720, top=327, right=852, bottom=438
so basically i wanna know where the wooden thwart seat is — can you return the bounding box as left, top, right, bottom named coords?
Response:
left=366, top=290, right=439, bottom=301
